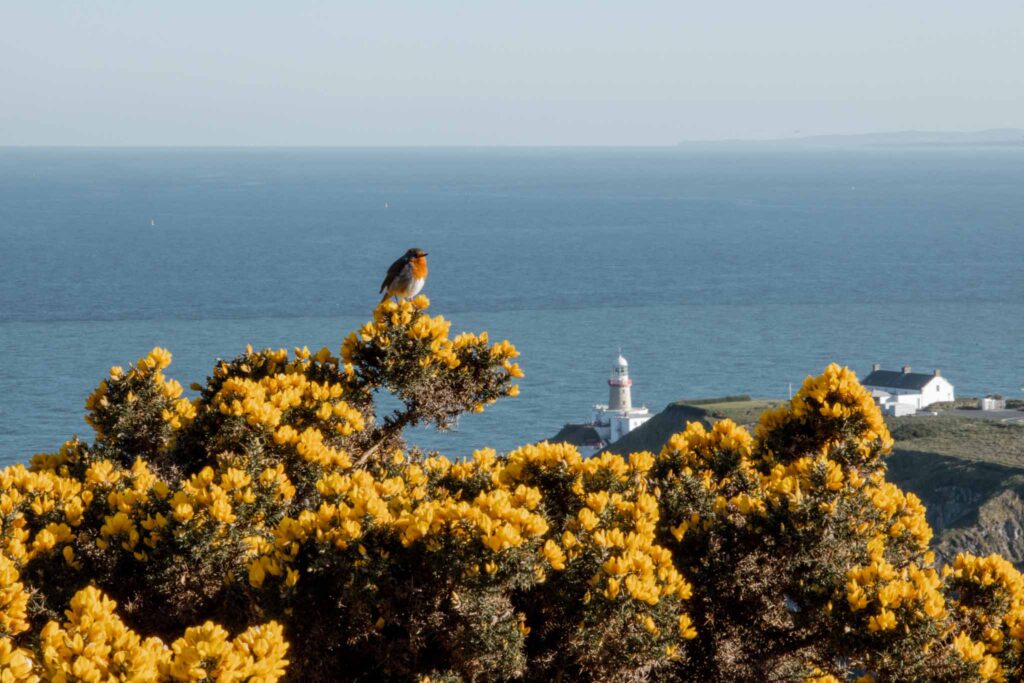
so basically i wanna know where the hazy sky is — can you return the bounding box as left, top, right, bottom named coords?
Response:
left=2, top=1, right=1022, bottom=145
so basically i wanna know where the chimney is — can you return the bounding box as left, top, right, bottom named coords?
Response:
left=933, top=369, right=941, bottom=377
left=871, top=363, right=880, bottom=372
left=902, top=365, right=912, bottom=374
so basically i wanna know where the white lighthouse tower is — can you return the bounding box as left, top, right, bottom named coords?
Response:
left=608, top=354, right=633, bottom=410
left=589, top=353, right=652, bottom=448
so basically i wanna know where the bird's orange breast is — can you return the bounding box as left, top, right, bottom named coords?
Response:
left=410, top=256, right=428, bottom=279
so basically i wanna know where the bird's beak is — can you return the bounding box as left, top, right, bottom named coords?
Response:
left=422, top=252, right=428, bottom=256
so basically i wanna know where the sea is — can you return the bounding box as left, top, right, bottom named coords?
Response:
left=1, top=146, right=1022, bottom=466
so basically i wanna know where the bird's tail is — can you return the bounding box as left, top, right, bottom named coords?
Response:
left=380, top=290, right=390, bottom=303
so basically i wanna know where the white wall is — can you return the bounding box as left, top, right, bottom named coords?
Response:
left=865, top=376, right=954, bottom=410
left=880, top=402, right=917, bottom=417
left=921, top=377, right=954, bottom=406
left=894, top=393, right=923, bottom=409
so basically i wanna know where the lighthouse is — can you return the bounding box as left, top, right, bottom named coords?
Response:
left=608, top=354, right=633, bottom=410
left=587, top=353, right=653, bottom=451
left=549, top=353, right=655, bottom=457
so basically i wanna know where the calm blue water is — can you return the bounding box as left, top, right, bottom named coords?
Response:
left=1, top=147, right=1022, bottom=465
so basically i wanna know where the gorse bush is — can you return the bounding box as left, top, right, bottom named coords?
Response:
left=2, top=297, right=1023, bottom=681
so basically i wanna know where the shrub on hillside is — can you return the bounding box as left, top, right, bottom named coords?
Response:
left=2, top=297, right=1023, bottom=681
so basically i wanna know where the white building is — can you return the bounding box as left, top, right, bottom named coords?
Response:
left=980, top=395, right=1006, bottom=411
left=862, top=364, right=955, bottom=415
left=590, top=355, right=652, bottom=446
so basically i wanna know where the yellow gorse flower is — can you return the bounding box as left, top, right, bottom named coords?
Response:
left=342, top=299, right=521, bottom=413
left=0, top=555, right=31, bottom=638
left=11, top=301, right=1024, bottom=682
left=23, top=585, right=289, bottom=682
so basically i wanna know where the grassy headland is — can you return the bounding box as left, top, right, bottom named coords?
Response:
left=559, top=397, right=1024, bottom=566
left=884, top=415, right=1024, bottom=565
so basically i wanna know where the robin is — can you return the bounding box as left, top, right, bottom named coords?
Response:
left=379, top=248, right=429, bottom=302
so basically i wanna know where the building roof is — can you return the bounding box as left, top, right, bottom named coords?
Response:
left=550, top=423, right=604, bottom=447
left=862, top=370, right=938, bottom=391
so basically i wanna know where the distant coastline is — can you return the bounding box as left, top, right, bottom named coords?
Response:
left=678, top=128, right=1024, bottom=148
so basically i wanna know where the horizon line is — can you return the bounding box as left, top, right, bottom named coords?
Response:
left=3, top=128, right=1023, bottom=150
